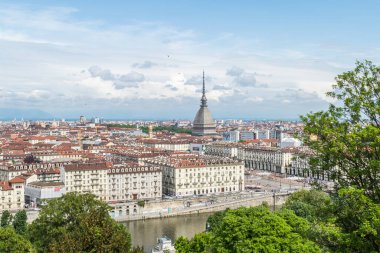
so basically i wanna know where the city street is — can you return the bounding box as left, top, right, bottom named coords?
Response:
left=244, top=170, right=310, bottom=192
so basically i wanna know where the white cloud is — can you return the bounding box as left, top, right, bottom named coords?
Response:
left=119, top=71, right=145, bottom=83
left=88, top=66, right=115, bottom=80
left=0, top=3, right=370, bottom=119
left=245, top=96, right=264, bottom=103
left=226, top=66, right=244, bottom=76
left=132, top=60, right=157, bottom=69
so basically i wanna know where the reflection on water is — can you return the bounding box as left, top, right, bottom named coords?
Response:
left=123, top=213, right=212, bottom=252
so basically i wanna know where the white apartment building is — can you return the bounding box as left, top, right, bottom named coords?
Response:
left=255, top=130, right=270, bottom=139
left=0, top=162, right=68, bottom=181
left=149, top=154, right=244, bottom=197
left=222, top=131, right=240, bottom=142
left=0, top=177, right=25, bottom=210
left=107, top=164, right=162, bottom=202
left=288, top=153, right=331, bottom=181
left=205, top=143, right=239, bottom=158
left=36, top=169, right=61, bottom=182
left=240, top=131, right=255, bottom=141
left=35, top=151, right=83, bottom=162
left=237, top=147, right=294, bottom=174
left=141, top=139, right=190, bottom=151
left=61, top=163, right=108, bottom=201
left=207, top=143, right=300, bottom=175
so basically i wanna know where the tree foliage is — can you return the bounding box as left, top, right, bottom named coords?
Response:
left=285, top=188, right=380, bottom=252
left=28, top=192, right=132, bottom=253
left=206, top=209, right=228, bottom=232
left=0, top=226, right=35, bottom=252
left=211, top=206, right=320, bottom=253
left=301, top=60, right=380, bottom=201
left=13, top=210, right=28, bottom=235
left=284, top=189, right=332, bottom=222
left=24, top=154, right=41, bottom=164
left=175, top=233, right=211, bottom=253
left=176, top=205, right=321, bottom=253
left=177, top=188, right=380, bottom=253
left=333, top=187, right=380, bottom=252
left=1, top=210, right=12, bottom=227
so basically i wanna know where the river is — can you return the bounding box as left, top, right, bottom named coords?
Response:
left=123, top=213, right=213, bottom=252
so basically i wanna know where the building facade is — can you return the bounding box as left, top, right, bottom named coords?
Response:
left=61, top=163, right=108, bottom=201
left=107, top=164, right=162, bottom=202
left=205, top=143, right=239, bottom=158
left=238, top=147, right=293, bottom=174
left=149, top=154, right=244, bottom=197
left=0, top=177, right=25, bottom=210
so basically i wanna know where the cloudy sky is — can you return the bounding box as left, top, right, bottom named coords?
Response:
left=1, top=1, right=380, bottom=120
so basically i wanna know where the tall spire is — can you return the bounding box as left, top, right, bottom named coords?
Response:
left=201, top=70, right=207, bottom=107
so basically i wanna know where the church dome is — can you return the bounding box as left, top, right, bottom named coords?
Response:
left=193, top=107, right=215, bottom=126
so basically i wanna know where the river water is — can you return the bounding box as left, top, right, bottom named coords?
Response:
left=123, top=213, right=212, bottom=252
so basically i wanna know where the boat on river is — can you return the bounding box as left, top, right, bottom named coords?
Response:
left=151, top=236, right=175, bottom=253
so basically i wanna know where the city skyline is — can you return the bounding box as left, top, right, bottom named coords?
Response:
left=1, top=1, right=380, bottom=119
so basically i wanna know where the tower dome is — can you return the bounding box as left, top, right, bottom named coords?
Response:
left=192, top=71, right=217, bottom=136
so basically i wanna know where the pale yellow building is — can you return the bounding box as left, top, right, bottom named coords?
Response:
left=61, top=163, right=108, bottom=201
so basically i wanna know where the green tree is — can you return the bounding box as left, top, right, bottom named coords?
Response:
left=175, top=236, right=191, bottom=253
left=1, top=210, right=12, bottom=227
left=175, top=233, right=211, bottom=253
left=0, top=226, right=35, bottom=252
left=28, top=192, right=132, bottom=253
left=178, top=205, right=321, bottom=253
left=137, top=200, right=145, bottom=207
left=284, top=188, right=380, bottom=252
left=211, top=206, right=320, bottom=252
left=206, top=209, right=228, bottom=232
left=13, top=210, right=28, bottom=234
left=301, top=60, right=380, bottom=201
left=333, top=187, right=380, bottom=252
left=283, top=189, right=332, bottom=222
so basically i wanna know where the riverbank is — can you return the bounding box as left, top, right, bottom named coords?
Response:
left=113, top=192, right=291, bottom=222
left=25, top=191, right=291, bottom=223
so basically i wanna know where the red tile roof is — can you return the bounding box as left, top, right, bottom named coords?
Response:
left=0, top=181, right=13, bottom=191
left=9, top=176, right=26, bottom=184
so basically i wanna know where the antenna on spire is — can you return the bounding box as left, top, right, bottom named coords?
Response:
left=202, top=70, right=205, bottom=95
left=201, top=70, right=207, bottom=107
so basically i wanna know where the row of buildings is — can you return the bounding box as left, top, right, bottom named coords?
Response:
left=205, top=142, right=330, bottom=181
left=0, top=152, right=244, bottom=210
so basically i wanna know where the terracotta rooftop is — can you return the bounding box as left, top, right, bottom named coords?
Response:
left=64, top=162, right=109, bottom=172
left=9, top=176, right=26, bottom=184
left=0, top=181, right=13, bottom=191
